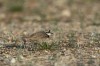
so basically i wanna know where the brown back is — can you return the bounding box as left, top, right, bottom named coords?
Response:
left=29, top=31, right=49, bottom=39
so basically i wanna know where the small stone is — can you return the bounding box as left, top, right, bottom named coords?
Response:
left=11, top=58, right=16, bottom=63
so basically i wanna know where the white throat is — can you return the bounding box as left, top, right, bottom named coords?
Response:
left=46, top=33, right=52, bottom=36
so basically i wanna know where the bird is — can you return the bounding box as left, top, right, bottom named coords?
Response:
left=22, top=30, right=53, bottom=44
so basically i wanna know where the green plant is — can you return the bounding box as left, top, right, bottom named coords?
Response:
left=39, top=42, right=59, bottom=51
left=7, top=0, right=24, bottom=12
left=67, top=31, right=78, bottom=48
left=8, top=5, right=23, bottom=12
